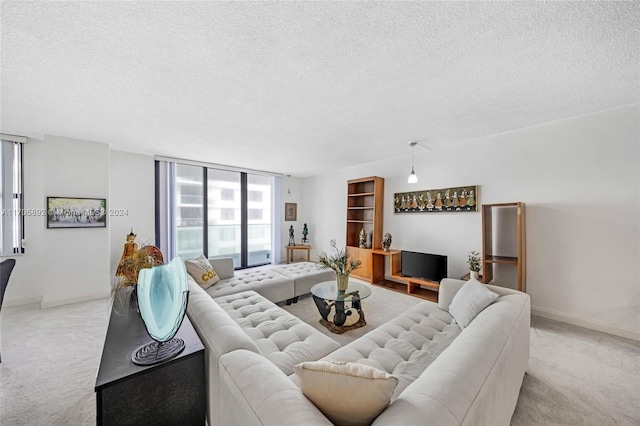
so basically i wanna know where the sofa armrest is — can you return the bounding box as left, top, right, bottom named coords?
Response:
left=209, top=257, right=235, bottom=279
left=439, top=278, right=527, bottom=312
left=186, top=282, right=260, bottom=425
left=219, top=350, right=332, bottom=426
left=438, top=278, right=467, bottom=311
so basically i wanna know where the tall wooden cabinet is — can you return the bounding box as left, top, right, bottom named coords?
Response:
left=481, top=202, right=526, bottom=292
left=346, top=177, right=384, bottom=282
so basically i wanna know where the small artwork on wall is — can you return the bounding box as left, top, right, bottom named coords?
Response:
left=394, top=185, right=478, bottom=214
left=46, top=197, right=107, bottom=228
left=285, top=202, right=297, bottom=221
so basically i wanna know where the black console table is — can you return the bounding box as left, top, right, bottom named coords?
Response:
left=95, top=292, right=206, bottom=425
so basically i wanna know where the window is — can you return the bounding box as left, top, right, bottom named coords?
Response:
left=248, top=190, right=262, bottom=202
left=248, top=209, right=262, bottom=220
left=220, top=188, right=234, bottom=201
left=0, top=138, right=24, bottom=256
left=180, top=185, right=203, bottom=205
left=174, top=164, right=204, bottom=260
left=220, top=208, right=235, bottom=221
left=156, top=160, right=274, bottom=269
left=218, top=227, right=236, bottom=241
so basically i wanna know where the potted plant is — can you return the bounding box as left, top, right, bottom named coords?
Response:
left=467, top=251, right=481, bottom=280
left=317, top=240, right=362, bottom=291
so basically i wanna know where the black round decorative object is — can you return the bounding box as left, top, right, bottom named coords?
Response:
left=131, top=337, right=185, bottom=366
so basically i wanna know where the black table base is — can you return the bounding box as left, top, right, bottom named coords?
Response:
left=312, top=293, right=367, bottom=334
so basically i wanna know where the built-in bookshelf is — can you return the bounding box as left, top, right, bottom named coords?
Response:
left=346, top=176, right=384, bottom=282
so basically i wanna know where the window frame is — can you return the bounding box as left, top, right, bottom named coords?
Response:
left=156, top=161, right=274, bottom=269
left=0, top=139, right=25, bottom=255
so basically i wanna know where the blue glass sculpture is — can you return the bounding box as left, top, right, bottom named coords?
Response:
left=132, top=257, right=189, bottom=365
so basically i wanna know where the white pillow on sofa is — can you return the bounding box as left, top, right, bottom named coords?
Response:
left=295, top=360, right=398, bottom=426
left=449, top=278, right=499, bottom=329
left=184, top=254, right=220, bottom=289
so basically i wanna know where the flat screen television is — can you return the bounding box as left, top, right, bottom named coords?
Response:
left=401, top=250, right=448, bottom=282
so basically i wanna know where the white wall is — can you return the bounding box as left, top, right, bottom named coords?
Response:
left=3, top=137, right=47, bottom=305
left=303, top=105, right=640, bottom=339
left=109, top=150, right=156, bottom=275
left=279, top=176, right=306, bottom=261
left=3, top=137, right=155, bottom=308
left=41, top=136, right=111, bottom=307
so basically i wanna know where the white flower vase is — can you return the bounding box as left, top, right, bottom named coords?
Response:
left=470, top=270, right=480, bottom=280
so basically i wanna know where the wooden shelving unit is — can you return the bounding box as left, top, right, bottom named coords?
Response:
left=370, top=249, right=439, bottom=302
left=345, top=177, right=439, bottom=301
left=481, top=202, right=526, bottom=292
left=346, top=177, right=384, bottom=282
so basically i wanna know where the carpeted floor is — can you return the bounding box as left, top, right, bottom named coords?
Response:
left=1, top=285, right=638, bottom=425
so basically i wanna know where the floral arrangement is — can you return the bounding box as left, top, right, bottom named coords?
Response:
left=115, top=244, right=164, bottom=288
left=467, top=251, right=481, bottom=272
left=317, top=240, right=361, bottom=276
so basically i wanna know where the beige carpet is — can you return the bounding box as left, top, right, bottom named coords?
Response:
left=1, top=286, right=639, bottom=425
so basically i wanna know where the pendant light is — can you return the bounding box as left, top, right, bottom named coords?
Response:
left=408, top=141, right=418, bottom=184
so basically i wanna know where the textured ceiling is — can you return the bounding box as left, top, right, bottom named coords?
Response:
left=1, top=1, right=638, bottom=177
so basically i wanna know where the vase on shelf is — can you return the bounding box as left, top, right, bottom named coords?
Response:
left=381, top=233, right=392, bottom=252
left=470, top=270, right=480, bottom=280
left=336, top=273, right=349, bottom=292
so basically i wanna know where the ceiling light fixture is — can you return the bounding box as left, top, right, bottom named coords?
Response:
left=408, top=141, right=418, bottom=184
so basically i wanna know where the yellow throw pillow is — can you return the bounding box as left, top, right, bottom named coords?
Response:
left=184, top=254, right=220, bottom=289
left=295, top=360, right=398, bottom=426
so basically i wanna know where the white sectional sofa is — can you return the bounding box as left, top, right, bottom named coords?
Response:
left=187, top=258, right=335, bottom=304
left=186, top=273, right=531, bottom=426
left=186, top=283, right=341, bottom=425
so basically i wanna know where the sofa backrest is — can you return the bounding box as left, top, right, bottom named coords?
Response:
left=208, top=257, right=235, bottom=280
left=438, top=277, right=524, bottom=311
left=374, top=287, right=530, bottom=425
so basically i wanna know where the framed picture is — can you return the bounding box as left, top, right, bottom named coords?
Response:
left=285, top=203, right=297, bottom=221
left=393, top=185, right=479, bottom=214
left=46, top=197, right=107, bottom=228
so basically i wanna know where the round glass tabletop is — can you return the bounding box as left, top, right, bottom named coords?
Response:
left=310, top=280, right=372, bottom=302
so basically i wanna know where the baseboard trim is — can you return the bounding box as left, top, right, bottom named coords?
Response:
left=3, top=296, right=44, bottom=307
left=41, top=292, right=110, bottom=309
left=531, top=306, right=640, bottom=341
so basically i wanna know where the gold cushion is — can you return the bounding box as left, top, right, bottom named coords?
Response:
left=295, top=360, right=398, bottom=426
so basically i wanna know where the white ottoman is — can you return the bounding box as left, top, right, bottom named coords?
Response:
left=272, top=262, right=336, bottom=298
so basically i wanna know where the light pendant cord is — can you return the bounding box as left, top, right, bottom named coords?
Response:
left=408, top=141, right=418, bottom=184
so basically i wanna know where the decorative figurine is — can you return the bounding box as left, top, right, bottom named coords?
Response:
left=467, top=189, right=476, bottom=207
left=459, top=188, right=467, bottom=207
left=382, top=233, right=392, bottom=252
left=288, top=225, right=295, bottom=246
left=301, top=223, right=309, bottom=245
left=435, top=193, right=443, bottom=210
left=116, top=229, right=138, bottom=276
left=359, top=228, right=367, bottom=248
left=426, top=192, right=434, bottom=210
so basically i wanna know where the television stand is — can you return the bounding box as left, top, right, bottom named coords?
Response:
left=371, top=250, right=439, bottom=302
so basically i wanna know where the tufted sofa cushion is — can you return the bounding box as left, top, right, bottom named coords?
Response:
left=319, top=300, right=461, bottom=400
left=272, top=262, right=337, bottom=297
left=213, top=291, right=341, bottom=376
left=205, top=268, right=294, bottom=303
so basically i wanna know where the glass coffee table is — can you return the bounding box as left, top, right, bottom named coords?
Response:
left=310, top=280, right=372, bottom=334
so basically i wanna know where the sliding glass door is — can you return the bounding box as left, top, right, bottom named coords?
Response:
left=207, top=169, right=241, bottom=267
left=157, top=160, right=274, bottom=269
left=175, top=164, right=204, bottom=260
left=247, top=174, right=272, bottom=267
